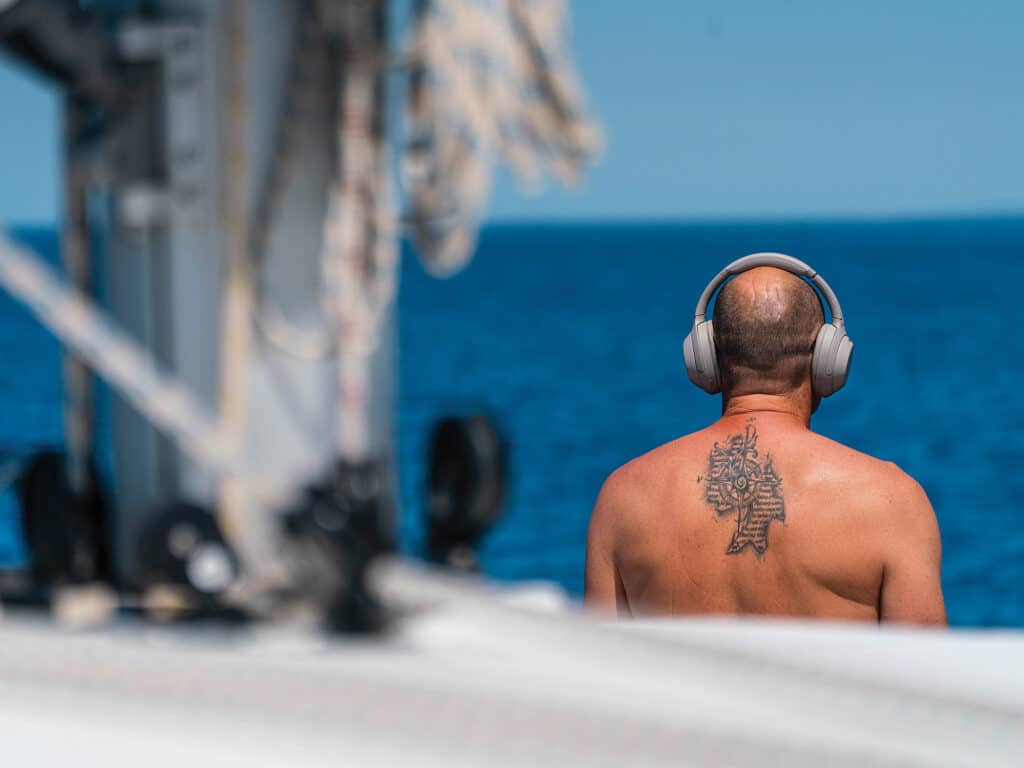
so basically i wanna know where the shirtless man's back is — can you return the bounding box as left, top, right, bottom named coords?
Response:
left=585, top=255, right=946, bottom=625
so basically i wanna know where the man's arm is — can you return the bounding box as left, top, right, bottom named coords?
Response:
left=584, top=474, right=629, bottom=615
left=879, top=474, right=947, bottom=626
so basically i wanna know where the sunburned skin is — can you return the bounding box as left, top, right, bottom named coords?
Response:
left=584, top=267, right=946, bottom=625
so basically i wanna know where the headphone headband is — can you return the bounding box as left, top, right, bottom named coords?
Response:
left=693, top=252, right=845, bottom=326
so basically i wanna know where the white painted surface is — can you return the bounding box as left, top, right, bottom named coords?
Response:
left=0, top=583, right=1020, bottom=767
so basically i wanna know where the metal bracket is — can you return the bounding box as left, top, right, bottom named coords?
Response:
left=119, top=20, right=207, bottom=222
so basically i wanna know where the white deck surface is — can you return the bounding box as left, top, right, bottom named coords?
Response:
left=0, top=569, right=1021, bottom=767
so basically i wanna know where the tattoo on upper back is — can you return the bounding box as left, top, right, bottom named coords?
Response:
left=700, top=420, right=785, bottom=556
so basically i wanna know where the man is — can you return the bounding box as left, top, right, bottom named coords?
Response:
left=584, top=261, right=946, bottom=625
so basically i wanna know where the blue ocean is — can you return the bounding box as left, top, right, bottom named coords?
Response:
left=3, top=219, right=1024, bottom=627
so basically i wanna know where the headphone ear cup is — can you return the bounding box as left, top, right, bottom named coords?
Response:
left=683, top=320, right=721, bottom=394
left=831, top=334, right=853, bottom=393
left=812, top=324, right=853, bottom=397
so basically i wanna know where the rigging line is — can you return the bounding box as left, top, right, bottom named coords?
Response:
left=216, top=0, right=256, bottom=540
left=327, top=0, right=400, bottom=460
left=0, top=230, right=232, bottom=474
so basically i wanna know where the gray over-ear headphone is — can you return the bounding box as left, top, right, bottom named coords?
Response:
left=682, top=252, right=853, bottom=397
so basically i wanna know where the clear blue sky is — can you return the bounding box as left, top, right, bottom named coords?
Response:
left=1, top=0, right=1022, bottom=223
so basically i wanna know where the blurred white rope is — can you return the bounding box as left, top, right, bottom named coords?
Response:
left=322, top=0, right=399, bottom=461
left=404, top=0, right=601, bottom=275
left=0, top=231, right=232, bottom=472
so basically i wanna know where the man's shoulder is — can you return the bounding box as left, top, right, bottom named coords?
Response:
left=594, top=433, right=710, bottom=524
left=594, top=439, right=681, bottom=517
left=596, top=454, right=656, bottom=511
left=601, top=432, right=704, bottom=491
left=805, top=432, right=923, bottom=490
left=798, top=433, right=933, bottom=529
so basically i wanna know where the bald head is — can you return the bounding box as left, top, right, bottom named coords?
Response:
left=712, top=267, right=824, bottom=395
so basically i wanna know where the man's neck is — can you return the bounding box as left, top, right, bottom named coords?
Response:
left=720, top=392, right=814, bottom=428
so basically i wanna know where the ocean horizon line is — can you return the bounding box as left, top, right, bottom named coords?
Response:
left=5, top=210, right=1024, bottom=237
left=483, top=210, right=1024, bottom=229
